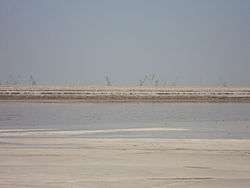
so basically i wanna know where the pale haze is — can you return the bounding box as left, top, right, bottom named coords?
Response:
left=0, top=0, right=249, bottom=86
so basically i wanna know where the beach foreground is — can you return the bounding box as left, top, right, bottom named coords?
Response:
left=1, top=136, right=250, bottom=188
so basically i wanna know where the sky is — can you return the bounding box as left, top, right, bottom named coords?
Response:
left=0, top=0, right=249, bottom=86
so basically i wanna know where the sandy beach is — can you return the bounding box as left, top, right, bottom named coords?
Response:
left=0, top=100, right=250, bottom=187
left=1, top=135, right=250, bottom=188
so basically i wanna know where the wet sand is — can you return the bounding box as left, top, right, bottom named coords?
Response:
left=1, top=136, right=250, bottom=188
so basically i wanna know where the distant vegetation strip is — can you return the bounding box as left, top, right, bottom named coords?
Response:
left=0, top=85, right=250, bottom=102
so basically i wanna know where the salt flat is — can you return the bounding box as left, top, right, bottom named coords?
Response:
left=0, top=136, right=250, bottom=188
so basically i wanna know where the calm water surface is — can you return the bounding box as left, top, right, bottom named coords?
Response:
left=0, top=102, right=250, bottom=139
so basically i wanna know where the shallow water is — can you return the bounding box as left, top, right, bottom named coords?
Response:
left=0, top=102, right=250, bottom=139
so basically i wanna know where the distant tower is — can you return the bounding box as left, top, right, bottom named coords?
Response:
left=29, top=75, right=37, bottom=85
left=105, top=76, right=111, bottom=86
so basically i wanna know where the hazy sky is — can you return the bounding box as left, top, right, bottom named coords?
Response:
left=0, top=0, right=250, bottom=86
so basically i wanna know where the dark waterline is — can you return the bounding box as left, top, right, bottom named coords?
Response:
left=0, top=102, right=250, bottom=139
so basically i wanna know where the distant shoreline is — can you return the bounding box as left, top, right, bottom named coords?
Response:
left=1, top=85, right=250, bottom=103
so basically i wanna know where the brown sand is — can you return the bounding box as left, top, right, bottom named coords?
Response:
left=1, top=136, right=250, bottom=188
